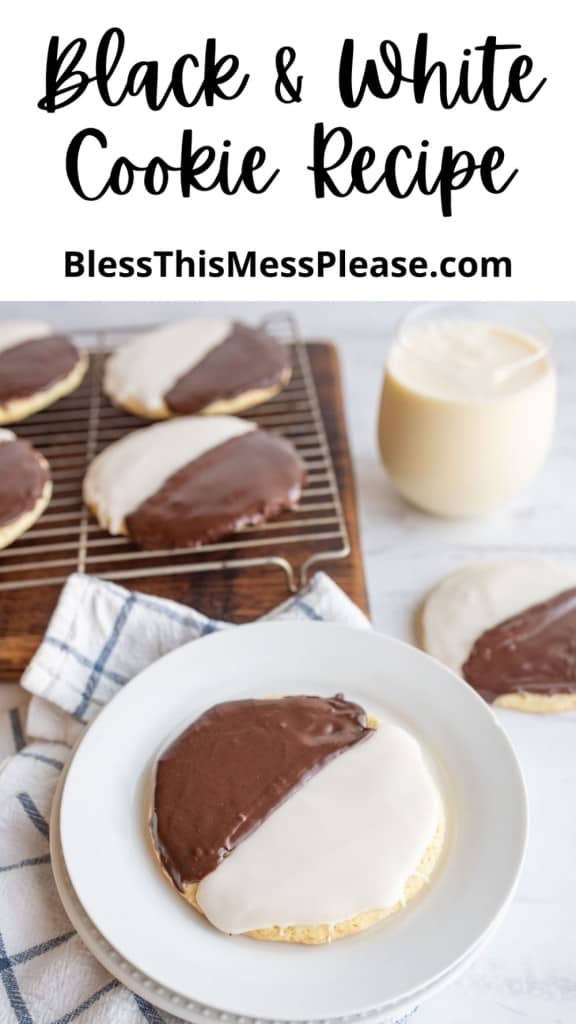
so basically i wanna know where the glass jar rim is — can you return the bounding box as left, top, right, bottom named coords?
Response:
left=394, top=303, right=552, bottom=386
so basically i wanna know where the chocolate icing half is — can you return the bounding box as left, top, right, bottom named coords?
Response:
left=463, top=587, right=576, bottom=700
left=0, top=335, right=81, bottom=403
left=0, top=438, right=50, bottom=527
left=126, top=430, right=305, bottom=550
left=165, top=323, right=290, bottom=414
left=151, top=695, right=374, bottom=888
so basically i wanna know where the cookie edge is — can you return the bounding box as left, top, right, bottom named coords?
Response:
left=104, top=366, right=292, bottom=420
left=0, top=350, right=89, bottom=425
left=0, top=470, right=53, bottom=550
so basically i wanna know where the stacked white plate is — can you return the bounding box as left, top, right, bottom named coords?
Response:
left=51, top=622, right=528, bottom=1024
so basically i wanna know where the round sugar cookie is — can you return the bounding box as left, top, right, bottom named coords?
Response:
left=418, top=559, right=576, bottom=712
left=150, top=696, right=443, bottom=944
left=0, top=429, right=52, bottom=549
left=83, top=416, right=306, bottom=550
left=0, top=321, right=88, bottom=425
left=104, top=319, right=292, bottom=419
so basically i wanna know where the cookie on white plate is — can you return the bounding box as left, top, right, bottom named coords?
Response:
left=0, top=321, right=88, bottom=424
left=0, top=429, right=52, bottom=549
left=418, top=559, right=576, bottom=712
left=83, top=416, right=306, bottom=550
left=150, top=695, right=443, bottom=944
left=104, top=319, right=292, bottom=419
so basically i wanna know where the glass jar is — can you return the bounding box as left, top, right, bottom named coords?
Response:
left=378, top=304, right=556, bottom=517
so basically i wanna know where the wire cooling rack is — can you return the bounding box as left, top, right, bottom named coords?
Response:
left=0, top=315, right=350, bottom=593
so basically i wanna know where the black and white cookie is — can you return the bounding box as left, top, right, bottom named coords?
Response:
left=150, top=695, right=442, bottom=944
left=418, top=559, right=576, bottom=712
left=83, top=416, right=306, bottom=550
left=104, top=320, right=292, bottom=419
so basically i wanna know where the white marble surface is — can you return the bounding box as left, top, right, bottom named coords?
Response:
left=1, top=301, right=575, bottom=1023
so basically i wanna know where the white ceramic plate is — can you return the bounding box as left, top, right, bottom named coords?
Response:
left=58, top=622, right=527, bottom=1023
left=50, top=763, right=510, bottom=1024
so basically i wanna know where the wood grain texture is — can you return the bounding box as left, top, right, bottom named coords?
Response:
left=0, top=342, right=368, bottom=680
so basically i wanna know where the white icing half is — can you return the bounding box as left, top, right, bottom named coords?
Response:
left=422, top=559, right=576, bottom=674
left=0, top=321, right=52, bottom=355
left=104, top=320, right=234, bottom=413
left=196, top=719, right=439, bottom=933
left=83, top=416, right=255, bottom=534
left=0, top=429, right=16, bottom=443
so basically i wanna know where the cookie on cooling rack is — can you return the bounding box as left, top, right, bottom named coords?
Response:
left=0, top=321, right=88, bottom=425
left=150, top=694, right=443, bottom=944
left=0, top=429, right=52, bottom=550
left=103, top=319, right=292, bottom=419
left=417, top=559, right=576, bottom=713
left=83, top=416, right=306, bottom=550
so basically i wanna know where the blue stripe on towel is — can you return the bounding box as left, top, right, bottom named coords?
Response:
left=295, top=596, right=322, bottom=621
left=18, top=752, right=65, bottom=771
left=0, top=930, right=32, bottom=1024
left=130, top=591, right=216, bottom=631
left=0, top=854, right=51, bottom=875
left=9, top=709, right=25, bottom=753
left=134, top=994, right=167, bottom=1023
left=45, top=636, right=129, bottom=687
left=100, top=580, right=217, bottom=631
left=4, top=932, right=75, bottom=970
left=73, top=594, right=137, bottom=720
left=199, top=620, right=219, bottom=636
left=50, top=980, right=120, bottom=1024
left=16, top=794, right=49, bottom=839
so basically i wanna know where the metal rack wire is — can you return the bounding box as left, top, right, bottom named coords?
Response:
left=0, top=315, right=350, bottom=593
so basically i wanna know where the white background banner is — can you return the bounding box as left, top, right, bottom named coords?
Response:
left=0, top=0, right=572, bottom=300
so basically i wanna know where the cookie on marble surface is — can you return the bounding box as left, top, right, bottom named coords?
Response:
left=0, top=429, right=52, bottom=549
left=104, top=319, right=292, bottom=419
left=0, top=321, right=88, bottom=425
left=417, top=559, right=576, bottom=712
left=150, top=696, right=443, bottom=944
left=83, top=415, right=306, bottom=550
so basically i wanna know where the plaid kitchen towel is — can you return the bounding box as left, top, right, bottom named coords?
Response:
left=0, top=572, right=427, bottom=1024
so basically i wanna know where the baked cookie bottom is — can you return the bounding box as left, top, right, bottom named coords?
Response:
left=106, top=367, right=293, bottom=420
left=414, top=599, right=576, bottom=714
left=493, top=692, right=576, bottom=713
left=0, top=352, right=89, bottom=425
left=0, top=476, right=52, bottom=551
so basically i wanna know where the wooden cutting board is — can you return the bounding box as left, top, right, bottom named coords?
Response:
left=0, top=341, right=368, bottom=680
